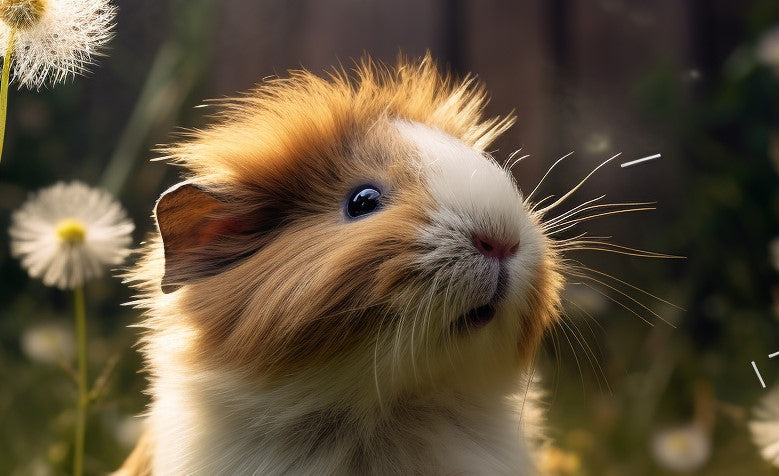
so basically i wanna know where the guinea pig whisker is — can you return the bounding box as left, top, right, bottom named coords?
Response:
left=517, top=354, right=539, bottom=428
left=565, top=270, right=673, bottom=328
left=543, top=221, right=588, bottom=238
left=507, top=154, right=530, bottom=173
left=572, top=312, right=612, bottom=394
left=542, top=195, right=607, bottom=226
left=545, top=211, right=652, bottom=239
left=561, top=292, right=608, bottom=337
left=556, top=316, right=586, bottom=392
left=544, top=199, right=654, bottom=229
left=503, top=149, right=530, bottom=172
left=373, top=305, right=395, bottom=411
left=561, top=298, right=611, bottom=395
left=419, top=272, right=442, bottom=384
left=411, top=282, right=434, bottom=385
left=529, top=194, right=556, bottom=213
left=571, top=281, right=654, bottom=327
left=544, top=206, right=656, bottom=234
left=559, top=313, right=608, bottom=393
left=563, top=259, right=682, bottom=328
left=503, top=147, right=523, bottom=168
left=547, top=322, right=565, bottom=401
left=556, top=244, right=679, bottom=259
left=440, top=269, right=460, bottom=369
left=535, top=153, right=621, bottom=215
left=392, top=290, right=420, bottom=389
left=552, top=233, right=618, bottom=249
left=568, top=264, right=685, bottom=311
left=557, top=242, right=682, bottom=259
left=525, top=151, right=575, bottom=204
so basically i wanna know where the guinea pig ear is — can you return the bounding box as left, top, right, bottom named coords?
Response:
left=154, top=182, right=246, bottom=294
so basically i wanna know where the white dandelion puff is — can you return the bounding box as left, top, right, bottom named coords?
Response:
left=650, top=424, right=711, bottom=472
left=0, top=0, right=116, bottom=89
left=750, top=383, right=779, bottom=467
left=21, top=321, right=74, bottom=364
left=9, top=181, right=133, bottom=290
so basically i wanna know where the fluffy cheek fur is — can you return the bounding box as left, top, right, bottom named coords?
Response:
left=373, top=122, right=563, bottom=395
left=177, top=187, right=432, bottom=381
left=163, top=121, right=562, bottom=404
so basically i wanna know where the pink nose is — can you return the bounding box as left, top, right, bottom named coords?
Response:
left=474, top=235, right=519, bottom=260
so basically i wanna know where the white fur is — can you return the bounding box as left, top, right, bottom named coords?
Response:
left=146, top=329, right=544, bottom=475
left=395, top=120, right=546, bottom=328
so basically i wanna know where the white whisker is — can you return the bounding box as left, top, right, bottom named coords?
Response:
left=525, top=151, right=574, bottom=203
left=566, top=270, right=675, bottom=327
left=620, top=153, right=661, bottom=168
left=568, top=261, right=685, bottom=311
left=545, top=206, right=655, bottom=233
left=537, top=153, right=621, bottom=215
left=545, top=200, right=655, bottom=229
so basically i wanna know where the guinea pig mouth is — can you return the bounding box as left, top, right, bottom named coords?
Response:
left=453, top=268, right=508, bottom=332
left=456, top=304, right=497, bottom=330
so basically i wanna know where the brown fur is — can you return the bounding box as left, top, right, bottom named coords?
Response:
left=132, top=54, right=519, bottom=376
left=121, top=54, right=563, bottom=474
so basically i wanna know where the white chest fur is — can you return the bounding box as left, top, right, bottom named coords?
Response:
left=147, top=352, right=541, bottom=475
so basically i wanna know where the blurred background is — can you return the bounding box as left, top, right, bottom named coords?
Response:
left=1, top=0, right=778, bottom=474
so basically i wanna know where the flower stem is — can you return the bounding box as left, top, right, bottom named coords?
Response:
left=73, top=286, right=87, bottom=476
left=0, top=28, right=15, bottom=164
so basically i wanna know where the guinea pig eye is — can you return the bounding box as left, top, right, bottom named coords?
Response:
left=346, top=185, right=382, bottom=218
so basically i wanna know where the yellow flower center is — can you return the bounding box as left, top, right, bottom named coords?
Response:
left=0, top=0, right=47, bottom=30
left=667, top=433, right=693, bottom=453
left=56, top=219, right=86, bottom=244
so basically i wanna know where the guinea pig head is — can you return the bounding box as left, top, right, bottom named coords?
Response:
left=147, top=57, right=563, bottom=400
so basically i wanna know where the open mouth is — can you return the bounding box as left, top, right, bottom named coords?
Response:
left=456, top=303, right=497, bottom=331
left=453, top=268, right=508, bottom=332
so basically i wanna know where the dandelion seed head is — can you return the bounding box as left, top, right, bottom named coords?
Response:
left=21, top=321, right=74, bottom=364
left=0, top=0, right=47, bottom=30
left=0, top=0, right=116, bottom=89
left=651, top=424, right=710, bottom=472
left=9, top=181, right=134, bottom=289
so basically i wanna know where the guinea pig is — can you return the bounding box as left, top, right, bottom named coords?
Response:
left=117, top=54, right=564, bottom=475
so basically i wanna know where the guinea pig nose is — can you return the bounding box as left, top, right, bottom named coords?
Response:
left=474, top=235, right=519, bottom=260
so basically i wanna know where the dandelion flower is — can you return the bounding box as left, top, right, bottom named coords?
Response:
left=10, top=181, right=133, bottom=290
left=0, top=0, right=116, bottom=89
left=650, top=424, right=711, bottom=472
left=21, top=321, right=74, bottom=364
left=0, top=0, right=115, bottom=164
left=750, top=384, right=779, bottom=467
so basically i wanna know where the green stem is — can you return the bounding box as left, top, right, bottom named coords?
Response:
left=0, top=28, right=14, bottom=164
left=73, top=286, right=87, bottom=476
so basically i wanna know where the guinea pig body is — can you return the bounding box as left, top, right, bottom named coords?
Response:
left=119, top=56, right=562, bottom=475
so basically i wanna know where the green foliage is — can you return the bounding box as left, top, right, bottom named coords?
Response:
left=543, top=3, right=779, bottom=474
